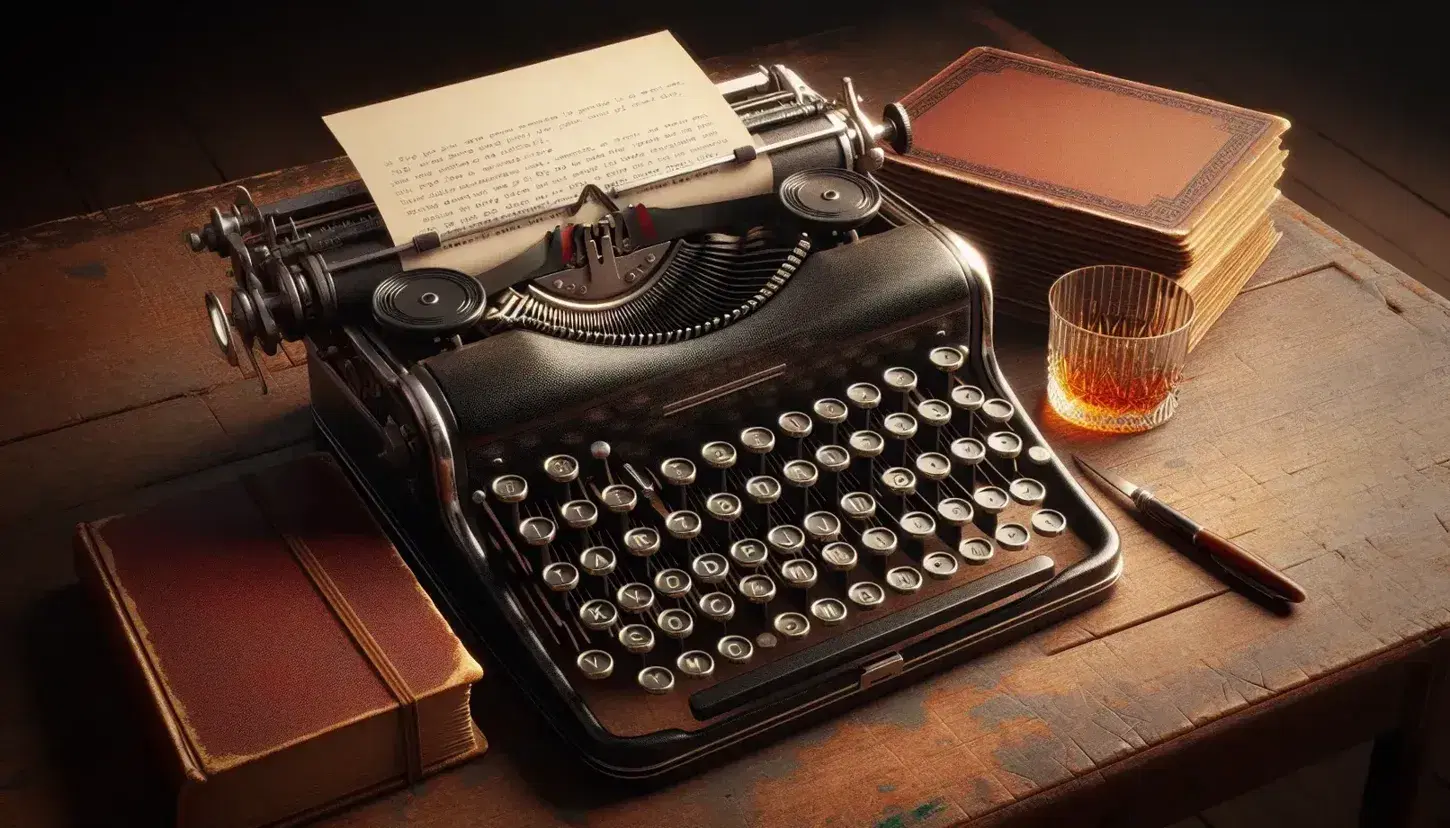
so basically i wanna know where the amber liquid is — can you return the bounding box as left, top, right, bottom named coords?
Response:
left=1048, top=353, right=1181, bottom=422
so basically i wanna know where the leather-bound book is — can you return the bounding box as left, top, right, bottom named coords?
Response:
left=75, top=453, right=485, bottom=828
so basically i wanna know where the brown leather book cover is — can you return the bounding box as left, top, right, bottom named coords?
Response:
left=886, top=47, right=1289, bottom=240
left=75, top=452, right=484, bottom=828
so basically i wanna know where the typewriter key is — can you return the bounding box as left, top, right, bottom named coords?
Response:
left=559, top=499, right=598, bottom=529
left=846, top=382, right=882, bottom=412
left=738, top=574, right=777, bottom=604
left=936, top=497, right=974, bottom=526
left=778, top=411, right=813, bottom=441
left=916, top=399, right=952, bottom=429
left=541, top=562, right=580, bottom=592
left=576, top=649, right=615, bottom=680
left=659, top=457, right=697, bottom=496
left=848, top=430, right=885, bottom=458
left=882, top=412, right=919, bottom=442
left=518, top=517, right=557, bottom=547
left=698, top=592, right=736, bottom=623
left=729, top=538, right=769, bottom=568
left=543, top=454, right=579, bottom=484
left=701, top=441, right=737, bottom=469
left=986, top=431, right=1023, bottom=460
left=950, top=437, right=986, bottom=466
left=638, top=666, right=676, bottom=694
left=898, top=511, right=937, bottom=541
left=579, top=546, right=617, bottom=576
left=579, top=599, right=619, bottom=630
left=618, top=624, right=656, bottom=654
left=820, top=541, right=859, bottom=571
left=653, top=568, right=693, bottom=598
left=982, top=398, right=1015, bottom=424
left=773, top=612, right=811, bottom=640
left=923, top=551, right=960, bottom=579
left=616, top=582, right=656, bottom=614
left=972, top=486, right=1010, bottom=514
left=1026, top=445, right=1054, bottom=466
left=598, top=484, right=637, bottom=513
left=705, top=492, right=743, bottom=522
left=739, top=426, right=777, bottom=459
left=677, top=651, right=715, bottom=680
left=886, top=566, right=924, bottom=594
left=848, top=581, right=887, bottom=609
left=664, top=510, right=703, bottom=540
left=803, top=511, right=842, bottom=543
left=810, top=597, right=849, bottom=626
left=756, top=632, right=779, bottom=649
left=766, top=525, right=807, bottom=556
left=813, top=398, right=849, bottom=424
left=928, top=346, right=966, bottom=373
left=656, top=608, right=695, bottom=639
left=780, top=559, right=819, bottom=589
left=691, top=553, right=730, bottom=584
left=623, top=526, right=661, bottom=557
left=1009, top=478, right=1047, bottom=506
left=717, top=634, right=755, bottom=664
left=883, top=366, right=918, bottom=395
left=880, top=467, right=917, bottom=497
left=951, top=385, right=986, bottom=412
left=839, top=491, right=877, bottom=522
left=861, top=526, right=899, bottom=557
left=490, top=474, right=529, bottom=503
left=995, top=523, right=1031, bottom=551
left=814, top=444, right=851, bottom=473
left=782, top=460, right=819, bottom=488
left=959, top=537, right=995, bottom=564
left=1031, top=509, right=1068, bottom=538
left=745, top=475, right=782, bottom=505
left=915, top=451, right=952, bottom=482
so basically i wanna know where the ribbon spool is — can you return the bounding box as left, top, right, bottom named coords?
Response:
left=371, top=268, right=488, bottom=336
left=777, top=168, right=883, bottom=232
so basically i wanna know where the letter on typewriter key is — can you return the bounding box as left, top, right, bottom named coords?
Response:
left=744, top=475, right=782, bottom=505
left=739, top=426, right=777, bottom=463
left=882, top=412, right=919, bottom=442
left=951, top=385, right=986, bottom=412
left=781, top=460, right=819, bottom=490
left=638, top=666, right=676, bottom=695
left=616, top=582, right=656, bottom=614
left=677, top=651, right=715, bottom=680
left=847, top=581, right=886, bottom=609
left=814, top=445, right=851, bottom=474
left=810, top=597, right=849, bottom=626
left=518, top=516, right=557, bottom=547
left=701, top=441, right=737, bottom=470
left=577, top=649, right=614, bottom=680
left=987, top=431, right=1023, bottom=460
left=880, top=467, right=917, bottom=497
left=665, top=510, right=703, bottom=540
left=579, top=599, right=619, bottom=630
left=928, top=346, right=967, bottom=374
left=656, top=608, right=695, bottom=639
left=559, top=499, right=599, bottom=529
left=717, top=634, right=754, bottom=664
left=951, top=437, right=986, bottom=466
left=623, top=526, right=662, bottom=557
left=898, top=511, right=937, bottom=542
left=698, top=592, right=736, bottom=623
left=773, top=612, right=811, bottom=640
left=846, top=382, right=882, bottom=412
left=915, top=452, right=952, bottom=482
left=936, top=497, right=974, bottom=527
left=820, top=541, right=859, bottom=572
left=491, top=474, right=529, bottom=503
left=780, top=559, right=819, bottom=589
left=767, top=525, right=807, bottom=556
left=778, top=411, right=813, bottom=441
left=848, top=430, right=885, bottom=459
left=1009, top=478, right=1047, bottom=506
left=995, top=523, right=1031, bottom=551
left=861, top=527, right=899, bottom=557
left=813, top=398, right=849, bottom=435
left=803, top=511, right=842, bottom=543
left=738, top=574, right=777, bottom=604
left=691, top=552, right=730, bottom=584
left=579, top=545, right=617, bottom=576
left=839, top=491, right=877, bottom=522
left=597, top=484, right=638, bottom=513
left=706, top=493, right=743, bottom=523
left=959, top=537, right=995, bottom=564
left=1031, top=509, right=1068, bottom=538
left=653, top=568, right=693, bottom=598
left=916, top=399, right=953, bottom=430
left=882, top=367, right=918, bottom=398
left=886, top=566, right=925, bottom=594
left=729, top=538, right=768, bottom=568
left=981, top=398, right=1015, bottom=424
left=541, top=562, right=580, bottom=592
left=544, top=454, right=580, bottom=484
left=922, top=551, right=960, bottom=580
left=618, top=624, right=656, bottom=654
left=972, top=486, right=1010, bottom=515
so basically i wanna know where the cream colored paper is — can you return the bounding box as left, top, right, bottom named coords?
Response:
left=322, top=31, right=771, bottom=276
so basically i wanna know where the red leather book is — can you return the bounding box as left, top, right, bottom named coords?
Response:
left=75, top=452, right=484, bottom=828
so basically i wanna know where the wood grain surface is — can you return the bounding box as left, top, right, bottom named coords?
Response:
left=2, top=5, right=1449, bottom=827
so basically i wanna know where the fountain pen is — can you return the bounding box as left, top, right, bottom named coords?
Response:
left=1072, top=455, right=1307, bottom=603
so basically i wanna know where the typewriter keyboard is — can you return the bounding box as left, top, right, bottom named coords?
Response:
left=477, top=341, right=1091, bottom=733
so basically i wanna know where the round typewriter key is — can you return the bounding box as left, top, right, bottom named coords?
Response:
left=653, top=568, right=693, bottom=598
left=518, top=517, right=557, bottom=547
left=598, top=484, right=637, bottom=513
left=923, top=551, right=960, bottom=579
left=579, top=546, right=617, bottom=576
left=664, top=510, right=703, bottom=540
left=882, top=412, right=918, bottom=441
left=848, top=581, right=887, bottom=609
left=995, top=523, right=1031, bottom=551
left=739, top=426, right=777, bottom=455
left=616, top=582, right=656, bottom=614
left=617, top=623, right=655, bottom=654
left=803, top=511, right=842, bottom=543
left=691, top=552, right=730, bottom=584
left=677, top=651, right=715, bottom=680
left=543, top=454, right=579, bottom=483
left=656, top=608, right=695, bottom=639
left=660, top=457, right=697, bottom=487
left=950, top=437, right=986, bottom=466
left=982, top=398, right=1015, bottom=423
left=1031, top=509, right=1068, bottom=538
left=541, top=562, right=580, bottom=592
left=820, top=541, right=859, bottom=571
left=782, top=459, right=819, bottom=488
left=950, top=385, right=985, bottom=412
left=700, top=441, right=737, bottom=469
left=972, top=486, right=1010, bottom=514
left=880, top=466, right=917, bottom=496
left=744, top=475, right=782, bottom=506
left=623, top=526, right=661, bottom=557
left=778, top=411, right=813, bottom=440
left=578, top=599, right=619, bottom=630
left=1026, top=445, right=1054, bottom=466
left=813, top=397, right=849, bottom=424
left=929, top=346, right=966, bottom=373
left=738, top=574, right=778, bottom=604
left=959, top=537, right=995, bottom=564
left=490, top=474, right=529, bottom=503
left=558, top=499, right=598, bottom=529
left=729, top=538, right=768, bottom=568
left=846, top=382, right=882, bottom=409
left=883, top=366, right=918, bottom=394
left=814, top=444, right=851, bottom=473
left=773, top=612, right=811, bottom=640
left=705, top=492, right=743, bottom=522
left=915, top=451, right=952, bottom=482
left=766, top=524, right=807, bottom=555
left=638, top=665, right=675, bottom=694
left=1009, top=478, right=1047, bottom=506
left=576, top=649, right=614, bottom=680
left=899, top=511, right=937, bottom=541
left=861, top=526, right=899, bottom=557
left=698, top=592, right=736, bottom=623
left=780, top=559, right=819, bottom=589
left=810, top=597, right=849, bottom=626
left=848, top=430, right=885, bottom=458
left=839, top=491, right=877, bottom=521
left=936, top=497, right=974, bottom=526
left=916, top=399, right=952, bottom=428
left=986, top=431, right=1023, bottom=459
left=717, top=634, right=755, bottom=664
left=886, top=565, right=925, bottom=594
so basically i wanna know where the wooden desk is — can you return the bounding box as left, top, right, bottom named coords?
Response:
left=3, top=8, right=1448, bottom=827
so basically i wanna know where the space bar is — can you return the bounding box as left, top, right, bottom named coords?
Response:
left=689, top=555, right=1055, bottom=719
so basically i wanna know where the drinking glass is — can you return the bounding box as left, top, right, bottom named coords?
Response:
left=1046, top=265, right=1195, bottom=433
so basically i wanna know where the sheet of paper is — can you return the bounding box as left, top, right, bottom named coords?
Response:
left=322, top=31, right=772, bottom=276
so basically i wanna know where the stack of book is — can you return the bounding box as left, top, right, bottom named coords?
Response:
left=878, top=47, right=1289, bottom=349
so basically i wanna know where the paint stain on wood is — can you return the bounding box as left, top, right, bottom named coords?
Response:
left=873, top=797, right=948, bottom=828
left=63, top=261, right=106, bottom=279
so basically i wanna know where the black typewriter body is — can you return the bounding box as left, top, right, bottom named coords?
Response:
left=188, top=65, right=1120, bottom=779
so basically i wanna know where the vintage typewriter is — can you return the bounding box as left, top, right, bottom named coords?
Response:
left=186, top=65, right=1120, bottom=779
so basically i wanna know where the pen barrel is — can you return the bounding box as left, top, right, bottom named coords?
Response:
left=1193, top=529, right=1308, bottom=603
